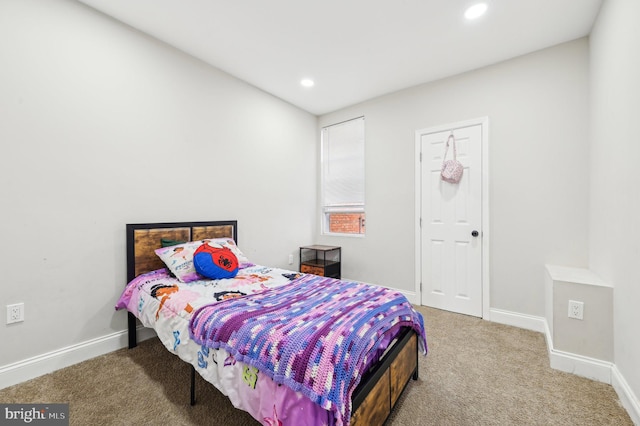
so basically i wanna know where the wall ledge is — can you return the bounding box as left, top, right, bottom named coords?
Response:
left=545, top=264, right=611, bottom=288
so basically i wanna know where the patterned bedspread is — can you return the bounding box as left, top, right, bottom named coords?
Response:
left=116, top=265, right=427, bottom=426
left=190, top=274, right=427, bottom=426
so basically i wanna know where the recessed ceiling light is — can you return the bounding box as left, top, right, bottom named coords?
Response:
left=300, top=78, right=315, bottom=88
left=464, top=3, right=488, bottom=20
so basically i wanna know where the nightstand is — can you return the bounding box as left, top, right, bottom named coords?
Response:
left=299, top=245, right=341, bottom=279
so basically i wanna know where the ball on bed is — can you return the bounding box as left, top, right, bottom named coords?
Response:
left=193, top=244, right=239, bottom=280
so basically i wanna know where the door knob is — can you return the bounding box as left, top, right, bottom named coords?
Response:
left=471, top=230, right=479, bottom=237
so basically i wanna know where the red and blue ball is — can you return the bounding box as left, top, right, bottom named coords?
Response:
left=193, top=244, right=239, bottom=279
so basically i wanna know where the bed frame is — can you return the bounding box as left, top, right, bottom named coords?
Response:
left=125, top=220, right=419, bottom=426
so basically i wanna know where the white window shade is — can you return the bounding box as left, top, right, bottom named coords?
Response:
left=322, top=117, right=365, bottom=209
left=321, top=117, right=365, bottom=235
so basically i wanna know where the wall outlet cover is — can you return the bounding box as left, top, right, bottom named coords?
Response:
left=568, top=300, right=584, bottom=320
left=6, top=303, right=24, bottom=324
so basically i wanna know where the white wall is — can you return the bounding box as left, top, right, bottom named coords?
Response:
left=589, top=0, right=640, bottom=410
left=0, top=0, right=317, bottom=367
left=5, top=0, right=633, bottom=411
left=318, top=39, right=590, bottom=317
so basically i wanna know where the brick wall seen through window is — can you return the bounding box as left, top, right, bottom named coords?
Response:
left=328, top=213, right=365, bottom=235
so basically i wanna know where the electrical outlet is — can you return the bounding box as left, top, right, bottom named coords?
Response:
left=6, top=303, right=24, bottom=324
left=568, top=300, right=584, bottom=320
left=288, top=254, right=294, bottom=265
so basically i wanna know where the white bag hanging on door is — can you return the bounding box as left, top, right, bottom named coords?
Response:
left=441, top=134, right=463, bottom=183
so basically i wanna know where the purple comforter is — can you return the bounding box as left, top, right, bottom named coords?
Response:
left=190, top=274, right=427, bottom=426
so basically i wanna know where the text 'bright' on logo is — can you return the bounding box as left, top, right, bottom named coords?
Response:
left=1, top=404, right=68, bottom=425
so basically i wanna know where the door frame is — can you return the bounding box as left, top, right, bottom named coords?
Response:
left=414, top=117, right=490, bottom=319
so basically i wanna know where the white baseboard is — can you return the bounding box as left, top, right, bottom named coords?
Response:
left=548, top=348, right=613, bottom=383
left=0, top=327, right=155, bottom=390
left=541, top=318, right=614, bottom=384
left=401, top=290, right=419, bottom=305
left=488, top=308, right=547, bottom=332
left=489, top=307, right=639, bottom=425
left=612, top=365, right=640, bottom=426
left=490, top=308, right=613, bottom=383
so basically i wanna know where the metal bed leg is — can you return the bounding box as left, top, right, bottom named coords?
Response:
left=127, top=312, right=137, bottom=349
left=190, top=365, right=196, bottom=406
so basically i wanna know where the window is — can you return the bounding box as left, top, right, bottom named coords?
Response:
left=321, top=117, right=365, bottom=235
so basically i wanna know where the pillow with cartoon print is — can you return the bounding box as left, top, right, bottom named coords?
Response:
left=206, top=237, right=250, bottom=265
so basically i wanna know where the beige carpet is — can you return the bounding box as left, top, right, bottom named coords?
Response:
left=0, top=306, right=633, bottom=425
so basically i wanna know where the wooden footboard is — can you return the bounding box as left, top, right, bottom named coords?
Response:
left=351, top=327, right=419, bottom=426
left=187, top=326, right=420, bottom=424
left=189, top=326, right=420, bottom=424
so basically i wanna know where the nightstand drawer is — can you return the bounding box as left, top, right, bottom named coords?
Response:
left=300, top=264, right=325, bottom=276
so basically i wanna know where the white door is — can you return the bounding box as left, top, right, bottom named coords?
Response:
left=418, top=123, right=484, bottom=317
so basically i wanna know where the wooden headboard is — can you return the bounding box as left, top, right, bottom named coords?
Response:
left=126, top=220, right=237, bottom=282
left=125, top=220, right=237, bottom=347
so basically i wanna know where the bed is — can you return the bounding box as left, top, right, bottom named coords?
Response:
left=116, top=220, right=427, bottom=426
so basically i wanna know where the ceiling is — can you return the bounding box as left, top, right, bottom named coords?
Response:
left=77, top=0, right=603, bottom=116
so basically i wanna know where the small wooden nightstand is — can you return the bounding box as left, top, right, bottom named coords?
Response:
left=299, top=245, right=341, bottom=279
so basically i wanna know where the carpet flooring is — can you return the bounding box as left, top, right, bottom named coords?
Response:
left=0, top=306, right=633, bottom=425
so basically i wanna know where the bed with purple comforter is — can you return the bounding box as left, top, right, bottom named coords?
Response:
left=118, top=221, right=427, bottom=426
